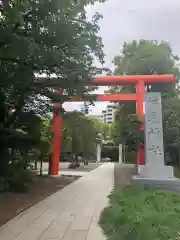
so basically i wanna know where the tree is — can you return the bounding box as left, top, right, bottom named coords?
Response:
left=112, top=113, right=141, bottom=149
left=163, top=94, right=180, bottom=165
left=109, top=40, right=180, bottom=163
left=62, top=111, right=100, bottom=160
left=87, top=115, right=112, bottom=141
left=0, top=0, right=107, bottom=191
left=37, top=115, right=51, bottom=174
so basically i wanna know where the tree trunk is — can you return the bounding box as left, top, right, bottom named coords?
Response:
left=34, top=159, right=38, bottom=171
left=40, top=158, right=43, bottom=176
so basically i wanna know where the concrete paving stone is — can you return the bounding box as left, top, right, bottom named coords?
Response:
left=39, top=209, right=77, bottom=240
left=0, top=205, right=48, bottom=238
left=92, top=198, right=109, bottom=222
left=39, top=206, right=81, bottom=239
left=64, top=197, right=85, bottom=216
left=70, top=215, right=92, bottom=231
left=86, top=223, right=105, bottom=240
left=39, top=228, right=67, bottom=240
left=78, top=204, right=95, bottom=218
left=62, top=229, right=87, bottom=240
left=92, top=210, right=101, bottom=224
left=14, top=208, right=60, bottom=240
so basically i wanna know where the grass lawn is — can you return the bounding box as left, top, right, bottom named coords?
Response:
left=99, top=185, right=180, bottom=240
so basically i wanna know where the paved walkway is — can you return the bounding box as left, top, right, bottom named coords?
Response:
left=0, top=163, right=114, bottom=240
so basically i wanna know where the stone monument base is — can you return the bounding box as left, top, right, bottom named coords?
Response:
left=132, top=175, right=180, bottom=193
left=132, top=165, right=180, bottom=192
left=137, top=164, right=174, bottom=180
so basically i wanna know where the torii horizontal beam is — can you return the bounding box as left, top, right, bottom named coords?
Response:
left=91, top=74, right=174, bottom=86
left=68, top=93, right=138, bottom=102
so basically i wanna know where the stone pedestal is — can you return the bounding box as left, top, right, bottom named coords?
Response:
left=138, top=165, right=174, bottom=180
left=137, top=93, right=174, bottom=180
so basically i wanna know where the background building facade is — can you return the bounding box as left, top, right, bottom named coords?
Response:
left=99, top=104, right=116, bottom=124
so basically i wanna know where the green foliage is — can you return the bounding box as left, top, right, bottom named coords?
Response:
left=0, top=153, right=35, bottom=192
left=39, top=115, right=51, bottom=155
left=62, top=111, right=101, bottom=156
left=6, top=162, right=34, bottom=192
left=0, top=177, right=9, bottom=192
left=113, top=40, right=179, bottom=77
left=163, top=95, right=180, bottom=148
left=87, top=115, right=112, bottom=141
left=113, top=112, right=141, bottom=150
left=100, top=185, right=180, bottom=240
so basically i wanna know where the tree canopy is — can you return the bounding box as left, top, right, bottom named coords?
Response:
left=61, top=111, right=111, bottom=157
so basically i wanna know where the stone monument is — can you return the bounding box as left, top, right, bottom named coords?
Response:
left=138, top=92, right=174, bottom=180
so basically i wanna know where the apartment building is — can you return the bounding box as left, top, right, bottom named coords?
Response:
left=100, top=104, right=116, bottom=124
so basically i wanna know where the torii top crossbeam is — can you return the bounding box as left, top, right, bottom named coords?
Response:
left=91, top=74, right=174, bottom=85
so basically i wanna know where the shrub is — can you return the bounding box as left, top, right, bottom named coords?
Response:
left=99, top=185, right=180, bottom=240
left=0, top=177, right=9, bottom=192
left=7, top=168, right=34, bottom=192
left=0, top=155, right=34, bottom=193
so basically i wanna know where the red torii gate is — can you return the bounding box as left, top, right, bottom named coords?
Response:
left=49, top=74, right=175, bottom=176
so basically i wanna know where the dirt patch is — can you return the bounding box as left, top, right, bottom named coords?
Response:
left=0, top=175, right=79, bottom=227
left=114, top=163, right=137, bottom=186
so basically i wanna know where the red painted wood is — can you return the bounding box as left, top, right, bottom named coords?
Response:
left=49, top=90, right=62, bottom=176
left=136, top=81, right=144, bottom=118
left=67, top=94, right=138, bottom=102
left=91, top=74, right=174, bottom=86
left=97, top=93, right=138, bottom=101
left=136, top=81, right=145, bottom=166
left=49, top=112, right=62, bottom=175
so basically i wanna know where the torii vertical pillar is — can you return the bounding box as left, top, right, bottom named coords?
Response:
left=136, top=80, right=145, bottom=165
left=49, top=104, right=62, bottom=176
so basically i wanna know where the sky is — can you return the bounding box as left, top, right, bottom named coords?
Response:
left=64, top=0, right=180, bottom=115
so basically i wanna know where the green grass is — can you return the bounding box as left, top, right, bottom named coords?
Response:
left=99, top=185, right=180, bottom=240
